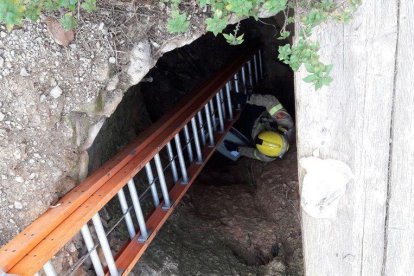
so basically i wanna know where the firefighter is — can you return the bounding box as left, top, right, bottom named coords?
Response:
left=224, top=93, right=294, bottom=162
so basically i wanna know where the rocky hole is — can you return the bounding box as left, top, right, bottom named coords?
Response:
left=86, top=18, right=302, bottom=275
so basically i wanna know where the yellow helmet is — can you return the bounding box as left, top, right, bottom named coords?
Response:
left=255, top=131, right=289, bottom=158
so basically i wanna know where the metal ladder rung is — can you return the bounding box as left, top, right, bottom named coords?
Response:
left=92, top=213, right=119, bottom=276
left=127, top=179, right=149, bottom=242
left=80, top=224, right=105, bottom=276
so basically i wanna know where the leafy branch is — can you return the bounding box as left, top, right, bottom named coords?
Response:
left=163, top=0, right=361, bottom=90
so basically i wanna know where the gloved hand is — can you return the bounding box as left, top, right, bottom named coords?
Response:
left=224, top=141, right=240, bottom=152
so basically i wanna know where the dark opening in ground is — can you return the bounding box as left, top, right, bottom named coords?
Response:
left=88, top=17, right=302, bottom=276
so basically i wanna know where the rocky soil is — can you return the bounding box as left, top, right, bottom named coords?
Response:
left=0, top=0, right=209, bottom=244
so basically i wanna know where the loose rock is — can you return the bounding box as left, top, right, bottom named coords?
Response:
left=50, top=85, right=63, bottom=99
left=14, top=201, right=23, bottom=210
left=20, top=68, right=30, bottom=77
left=108, top=57, right=116, bottom=64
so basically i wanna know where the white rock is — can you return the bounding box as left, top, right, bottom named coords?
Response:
left=0, top=31, right=6, bottom=38
left=0, top=57, right=4, bottom=68
left=13, top=149, right=21, bottom=159
left=68, top=243, right=77, bottom=253
left=50, top=85, right=62, bottom=98
left=2, top=68, right=10, bottom=76
left=0, top=112, right=5, bottom=121
left=108, top=57, right=116, bottom=64
left=15, top=176, right=24, bottom=183
left=106, top=74, right=119, bottom=91
left=1, top=175, right=7, bottom=180
left=40, top=94, right=46, bottom=102
left=20, top=67, right=30, bottom=77
left=127, top=41, right=153, bottom=85
left=14, top=201, right=23, bottom=210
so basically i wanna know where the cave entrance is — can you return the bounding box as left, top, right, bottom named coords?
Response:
left=88, top=17, right=301, bottom=275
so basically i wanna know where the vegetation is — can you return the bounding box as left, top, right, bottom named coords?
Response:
left=0, top=0, right=96, bottom=31
left=164, top=0, right=361, bottom=89
left=0, top=0, right=360, bottom=89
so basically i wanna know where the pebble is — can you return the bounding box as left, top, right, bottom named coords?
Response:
left=15, top=176, right=24, bottom=183
left=0, top=31, right=6, bottom=38
left=13, top=149, right=21, bottom=159
left=108, top=57, right=116, bottom=64
left=0, top=112, right=5, bottom=121
left=14, top=201, right=23, bottom=210
left=0, top=57, right=4, bottom=68
left=20, top=67, right=30, bottom=77
left=2, top=68, right=10, bottom=76
left=50, top=85, right=62, bottom=98
left=40, top=94, right=46, bottom=102
left=68, top=243, right=77, bottom=253
left=1, top=175, right=7, bottom=180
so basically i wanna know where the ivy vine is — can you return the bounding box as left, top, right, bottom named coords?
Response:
left=0, top=0, right=361, bottom=89
left=164, top=0, right=361, bottom=89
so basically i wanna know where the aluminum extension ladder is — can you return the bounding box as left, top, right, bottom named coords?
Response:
left=0, top=46, right=264, bottom=276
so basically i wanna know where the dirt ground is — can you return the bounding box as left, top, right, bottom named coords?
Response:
left=134, top=147, right=303, bottom=275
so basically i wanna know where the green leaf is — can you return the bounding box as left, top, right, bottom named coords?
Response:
left=206, top=14, right=228, bottom=36
left=81, top=0, right=96, bottom=13
left=277, top=30, right=290, bottom=40
left=167, top=10, right=190, bottom=33
left=286, top=16, right=295, bottom=24
left=304, top=62, right=315, bottom=73
left=278, top=44, right=291, bottom=62
left=226, top=0, right=253, bottom=17
left=25, top=2, right=41, bottom=21
left=263, top=0, right=287, bottom=14
left=325, top=64, right=333, bottom=74
left=322, top=75, right=333, bottom=85
left=0, top=0, right=26, bottom=30
left=315, top=81, right=324, bottom=90
left=222, top=32, right=244, bottom=45
left=43, top=0, right=60, bottom=11
left=303, top=74, right=318, bottom=83
left=59, top=0, right=78, bottom=11
left=60, top=12, right=77, bottom=31
left=198, top=0, right=211, bottom=8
